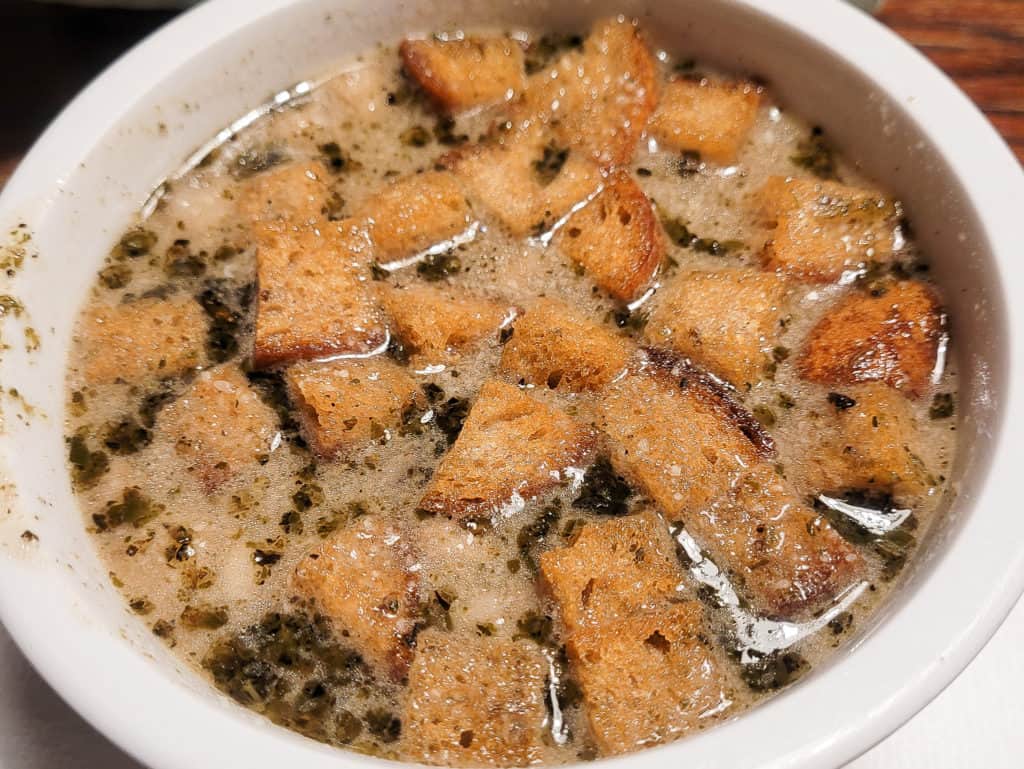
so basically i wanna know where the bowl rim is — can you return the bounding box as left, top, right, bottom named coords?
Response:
left=1, top=1, right=1023, bottom=768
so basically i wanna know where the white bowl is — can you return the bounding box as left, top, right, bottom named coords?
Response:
left=0, top=1, right=1022, bottom=767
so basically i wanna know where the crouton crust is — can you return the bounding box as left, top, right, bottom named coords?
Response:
left=380, top=283, right=513, bottom=363
left=648, top=79, right=761, bottom=164
left=798, top=280, right=943, bottom=397
left=285, top=358, right=422, bottom=458
left=499, top=298, right=632, bottom=392
left=292, top=516, right=419, bottom=680
left=158, top=365, right=278, bottom=492
left=400, top=36, right=526, bottom=111
left=237, top=162, right=331, bottom=225
left=356, top=171, right=473, bottom=262
left=403, top=631, right=547, bottom=767
left=643, top=269, right=790, bottom=388
left=555, top=171, right=664, bottom=302
left=252, top=218, right=386, bottom=367
left=79, top=297, right=207, bottom=385
left=419, top=379, right=596, bottom=520
left=758, top=176, right=899, bottom=283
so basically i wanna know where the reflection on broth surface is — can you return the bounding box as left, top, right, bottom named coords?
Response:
left=66, top=15, right=957, bottom=766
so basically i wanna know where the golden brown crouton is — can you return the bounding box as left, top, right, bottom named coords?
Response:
left=79, top=298, right=207, bottom=385
left=499, top=298, right=632, bottom=392
left=554, top=171, right=663, bottom=302
left=285, top=358, right=422, bottom=458
left=648, top=79, right=761, bottom=164
left=379, top=284, right=514, bottom=363
left=419, top=379, right=596, bottom=520
left=253, top=218, right=386, bottom=367
left=403, top=631, right=547, bottom=767
left=758, top=176, right=899, bottom=283
left=292, top=516, right=419, bottom=680
left=643, top=269, right=790, bottom=388
left=356, top=171, right=473, bottom=262
left=237, top=162, right=331, bottom=225
left=798, top=280, right=943, bottom=397
left=805, top=383, right=932, bottom=501
left=400, top=36, right=526, bottom=111
left=539, top=510, right=687, bottom=635
left=570, top=603, right=729, bottom=755
left=158, top=365, right=278, bottom=491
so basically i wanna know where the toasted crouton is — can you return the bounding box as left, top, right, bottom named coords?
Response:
left=253, top=218, right=386, bottom=367
left=158, top=365, right=278, bottom=491
left=292, top=516, right=419, bottom=680
left=400, top=36, right=526, bottom=111
left=806, top=383, right=931, bottom=501
left=758, top=176, right=899, bottom=283
left=570, top=603, right=729, bottom=754
left=554, top=171, right=663, bottom=302
left=539, top=510, right=688, bottom=635
left=403, top=631, right=547, bottom=767
left=79, top=298, right=207, bottom=385
left=499, top=298, right=632, bottom=392
left=380, top=284, right=513, bottom=363
left=356, top=171, right=473, bottom=262
left=237, top=162, right=331, bottom=225
left=418, top=379, right=596, bottom=520
left=643, top=269, right=790, bottom=388
left=285, top=358, right=422, bottom=458
left=798, top=280, right=943, bottom=397
left=648, top=79, right=761, bottom=164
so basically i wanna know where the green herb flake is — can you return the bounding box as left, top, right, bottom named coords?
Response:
left=68, top=434, right=110, bottom=489
left=400, top=125, right=432, bottom=148
left=99, top=263, right=133, bottom=289
left=0, top=294, right=24, bottom=318
left=532, top=144, right=570, bottom=186
left=573, top=457, right=632, bottom=516
left=524, top=33, right=583, bottom=75
left=929, top=392, right=954, bottom=420
left=230, top=145, right=287, bottom=179
left=100, top=487, right=163, bottom=530
left=181, top=604, right=230, bottom=630
left=416, top=251, right=461, bottom=281
left=790, top=126, right=838, bottom=180
left=113, top=229, right=158, bottom=260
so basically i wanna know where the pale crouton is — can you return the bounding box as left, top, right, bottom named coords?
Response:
left=539, top=510, right=688, bottom=635
left=403, top=631, right=547, bottom=767
left=292, top=516, right=419, bottom=680
left=253, top=218, right=386, bottom=367
left=285, top=358, right=422, bottom=458
left=79, top=298, right=207, bottom=385
left=648, top=79, right=761, bottom=164
left=400, top=36, right=526, bottom=111
left=158, top=365, right=278, bottom=491
left=554, top=171, right=663, bottom=302
left=237, top=162, right=330, bottom=225
left=570, top=603, right=729, bottom=754
left=356, top=171, right=473, bottom=262
left=499, top=298, right=632, bottom=392
left=379, top=284, right=514, bottom=363
left=643, top=269, right=790, bottom=388
left=806, top=383, right=931, bottom=500
left=798, top=280, right=943, bottom=397
left=758, top=176, right=899, bottom=283
left=418, top=379, right=596, bottom=520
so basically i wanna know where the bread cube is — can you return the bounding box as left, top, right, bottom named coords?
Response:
left=285, top=357, right=422, bottom=458
left=292, top=516, right=419, bottom=680
left=400, top=36, right=526, bottom=111
left=648, top=79, right=760, bottom=164
left=237, top=162, right=330, bottom=225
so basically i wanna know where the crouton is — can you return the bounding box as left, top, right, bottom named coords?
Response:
left=569, top=602, right=729, bottom=754
left=158, top=365, right=278, bottom=491
left=285, top=358, right=422, bottom=458
left=403, top=631, right=547, bottom=767
left=539, top=510, right=688, bottom=635
left=758, top=176, right=899, bottom=283
left=79, top=298, right=207, bottom=385
left=356, top=171, right=473, bottom=262
left=798, top=280, right=943, bottom=397
left=400, top=36, right=526, bottom=111
left=292, top=516, right=419, bottom=680
left=253, top=218, right=386, bottom=367
left=554, top=171, right=663, bottom=302
left=806, top=383, right=932, bottom=500
left=520, top=17, right=658, bottom=168
left=418, top=379, right=596, bottom=520
left=643, top=269, right=790, bottom=388
left=237, top=162, right=331, bottom=225
left=648, top=79, right=761, bottom=164
left=380, top=284, right=514, bottom=363
left=499, top=298, right=632, bottom=392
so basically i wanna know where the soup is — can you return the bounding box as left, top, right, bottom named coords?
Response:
left=65, top=16, right=956, bottom=766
